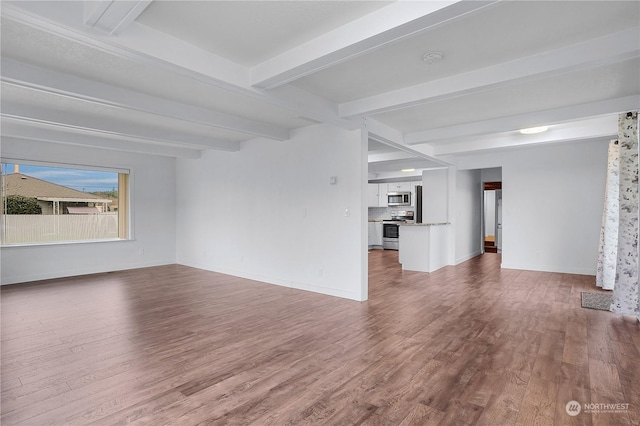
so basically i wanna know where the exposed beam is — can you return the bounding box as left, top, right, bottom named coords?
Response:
left=1, top=101, right=240, bottom=152
left=251, top=1, right=499, bottom=89
left=364, top=118, right=451, bottom=166
left=405, top=96, right=640, bottom=144
left=1, top=59, right=289, bottom=141
left=429, top=115, right=618, bottom=157
left=368, top=151, right=419, bottom=163
left=1, top=120, right=203, bottom=159
left=368, top=158, right=445, bottom=174
left=84, top=0, right=152, bottom=35
left=340, top=27, right=640, bottom=119
left=1, top=3, right=354, bottom=130
left=1, top=2, right=249, bottom=88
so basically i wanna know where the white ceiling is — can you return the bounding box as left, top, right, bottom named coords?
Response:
left=1, top=1, right=638, bottom=176
left=136, top=1, right=393, bottom=67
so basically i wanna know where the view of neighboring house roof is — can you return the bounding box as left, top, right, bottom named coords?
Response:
left=2, top=173, right=111, bottom=203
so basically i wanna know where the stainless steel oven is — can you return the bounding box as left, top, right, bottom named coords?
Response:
left=382, top=210, right=414, bottom=250
left=383, top=223, right=400, bottom=250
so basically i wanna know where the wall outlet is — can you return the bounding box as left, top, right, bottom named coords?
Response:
left=344, top=208, right=350, bottom=217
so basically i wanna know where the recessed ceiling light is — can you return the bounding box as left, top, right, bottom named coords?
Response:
left=401, top=168, right=416, bottom=172
left=519, top=126, right=548, bottom=134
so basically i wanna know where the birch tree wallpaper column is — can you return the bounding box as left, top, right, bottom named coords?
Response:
left=610, top=111, right=639, bottom=316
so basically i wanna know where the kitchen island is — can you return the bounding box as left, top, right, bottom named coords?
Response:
left=398, top=223, right=450, bottom=273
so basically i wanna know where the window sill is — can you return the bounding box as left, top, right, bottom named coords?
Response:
left=1, top=238, right=134, bottom=248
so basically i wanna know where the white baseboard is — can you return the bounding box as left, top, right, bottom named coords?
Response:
left=177, top=259, right=363, bottom=301
left=501, top=262, right=595, bottom=276
left=1, top=259, right=176, bottom=285
left=455, top=250, right=482, bottom=265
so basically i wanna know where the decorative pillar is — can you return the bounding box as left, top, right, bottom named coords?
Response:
left=596, top=140, right=620, bottom=290
left=610, top=111, right=639, bottom=316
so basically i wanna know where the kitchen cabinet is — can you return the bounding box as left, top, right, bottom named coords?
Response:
left=368, top=184, right=380, bottom=207
left=387, top=182, right=411, bottom=192
left=368, top=221, right=383, bottom=248
left=378, top=184, right=388, bottom=207
left=370, top=182, right=416, bottom=208
left=369, top=183, right=389, bottom=207
left=398, top=224, right=450, bottom=272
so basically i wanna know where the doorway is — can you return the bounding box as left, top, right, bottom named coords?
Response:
left=483, top=181, right=502, bottom=254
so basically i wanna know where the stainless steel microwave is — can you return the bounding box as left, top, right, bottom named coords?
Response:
left=387, top=192, right=411, bottom=206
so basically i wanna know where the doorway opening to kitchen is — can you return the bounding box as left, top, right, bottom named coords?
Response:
left=482, top=181, right=502, bottom=254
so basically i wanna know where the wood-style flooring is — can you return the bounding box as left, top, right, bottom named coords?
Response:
left=2, top=251, right=639, bottom=425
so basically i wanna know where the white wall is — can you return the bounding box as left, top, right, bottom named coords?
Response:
left=1, top=139, right=177, bottom=284
left=481, top=167, right=502, bottom=183
left=457, top=139, right=609, bottom=275
left=176, top=124, right=367, bottom=301
left=422, top=168, right=449, bottom=223
left=454, top=169, right=482, bottom=264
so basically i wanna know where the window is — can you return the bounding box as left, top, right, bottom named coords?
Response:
left=1, top=161, right=130, bottom=245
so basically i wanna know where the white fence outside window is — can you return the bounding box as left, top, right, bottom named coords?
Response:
left=1, top=213, right=119, bottom=244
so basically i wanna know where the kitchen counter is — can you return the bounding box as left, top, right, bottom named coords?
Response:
left=399, top=222, right=449, bottom=226
left=398, top=223, right=450, bottom=273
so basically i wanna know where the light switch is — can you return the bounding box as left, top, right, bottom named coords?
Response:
left=330, top=176, right=337, bottom=185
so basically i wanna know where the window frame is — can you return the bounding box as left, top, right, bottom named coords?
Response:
left=1, top=157, right=133, bottom=247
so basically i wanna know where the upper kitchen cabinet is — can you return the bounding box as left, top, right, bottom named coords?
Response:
left=368, top=184, right=380, bottom=207
left=387, top=182, right=411, bottom=192
left=377, top=184, right=388, bottom=207
left=369, top=183, right=390, bottom=207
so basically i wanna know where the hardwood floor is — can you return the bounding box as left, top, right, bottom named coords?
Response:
left=2, top=251, right=639, bottom=425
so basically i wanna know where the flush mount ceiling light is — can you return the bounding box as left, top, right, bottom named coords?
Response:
left=401, top=168, right=416, bottom=172
left=422, top=51, right=443, bottom=65
left=519, top=126, right=549, bottom=135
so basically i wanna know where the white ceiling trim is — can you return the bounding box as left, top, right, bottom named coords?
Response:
left=340, top=27, right=640, bottom=119
left=1, top=59, right=289, bottom=141
left=429, top=115, right=618, bottom=157
left=1, top=121, right=202, bottom=159
left=0, top=3, right=351, bottom=131
left=83, top=0, right=152, bottom=36
left=364, top=118, right=450, bottom=166
left=405, top=96, right=640, bottom=145
left=251, top=0, right=499, bottom=90
left=368, top=150, right=419, bottom=163
left=1, top=102, right=240, bottom=152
